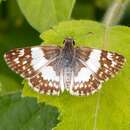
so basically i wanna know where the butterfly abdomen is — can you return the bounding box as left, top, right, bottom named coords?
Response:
left=63, top=67, right=73, bottom=90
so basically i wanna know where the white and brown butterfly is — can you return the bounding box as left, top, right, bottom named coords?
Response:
left=4, top=38, right=126, bottom=96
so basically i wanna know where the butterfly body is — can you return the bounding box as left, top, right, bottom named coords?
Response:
left=4, top=38, right=125, bottom=96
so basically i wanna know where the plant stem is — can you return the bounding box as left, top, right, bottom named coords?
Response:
left=102, top=0, right=129, bottom=48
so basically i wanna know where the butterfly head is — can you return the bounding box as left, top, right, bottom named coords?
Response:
left=63, top=38, right=75, bottom=48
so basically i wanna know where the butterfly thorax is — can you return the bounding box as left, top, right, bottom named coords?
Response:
left=62, top=38, right=75, bottom=67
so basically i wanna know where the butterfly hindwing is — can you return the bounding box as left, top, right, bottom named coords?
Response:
left=28, top=65, right=60, bottom=95
left=70, top=47, right=125, bottom=96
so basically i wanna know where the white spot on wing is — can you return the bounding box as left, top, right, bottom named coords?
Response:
left=69, top=89, right=79, bottom=96
left=19, top=49, right=24, bottom=57
left=107, top=52, right=117, bottom=67
left=31, top=47, right=48, bottom=70
left=107, top=53, right=113, bottom=60
left=75, top=67, right=93, bottom=82
left=23, top=60, right=27, bottom=64
left=31, top=47, right=44, bottom=59
left=32, top=57, right=48, bottom=70
left=52, top=90, right=60, bottom=95
left=14, top=58, right=19, bottom=64
left=86, top=49, right=101, bottom=72
left=49, top=82, right=53, bottom=87
left=40, top=66, right=59, bottom=82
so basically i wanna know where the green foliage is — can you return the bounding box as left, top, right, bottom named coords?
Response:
left=23, top=20, right=130, bottom=130
left=0, top=92, right=59, bottom=130
left=17, top=0, right=76, bottom=32
left=7, top=0, right=24, bottom=27
left=72, top=1, right=95, bottom=19
left=95, top=0, right=112, bottom=9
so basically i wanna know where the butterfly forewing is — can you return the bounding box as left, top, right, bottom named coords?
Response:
left=70, top=47, right=125, bottom=96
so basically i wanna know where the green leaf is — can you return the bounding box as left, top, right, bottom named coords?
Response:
left=23, top=20, right=130, bottom=130
left=0, top=92, right=59, bottom=130
left=0, top=74, right=21, bottom=96
left=17, top=0, right=76, bottom=32
left=7, top=0, right=24, bottom=27
left=72, top=1, right=95, bottom=19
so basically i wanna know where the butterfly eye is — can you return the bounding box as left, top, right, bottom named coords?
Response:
left=73, top=40, right=75, bottom=46
left=63, top=39, right=65, bottom=44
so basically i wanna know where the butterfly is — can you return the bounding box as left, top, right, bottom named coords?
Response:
left=4, top=38, right=126, bottom=96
